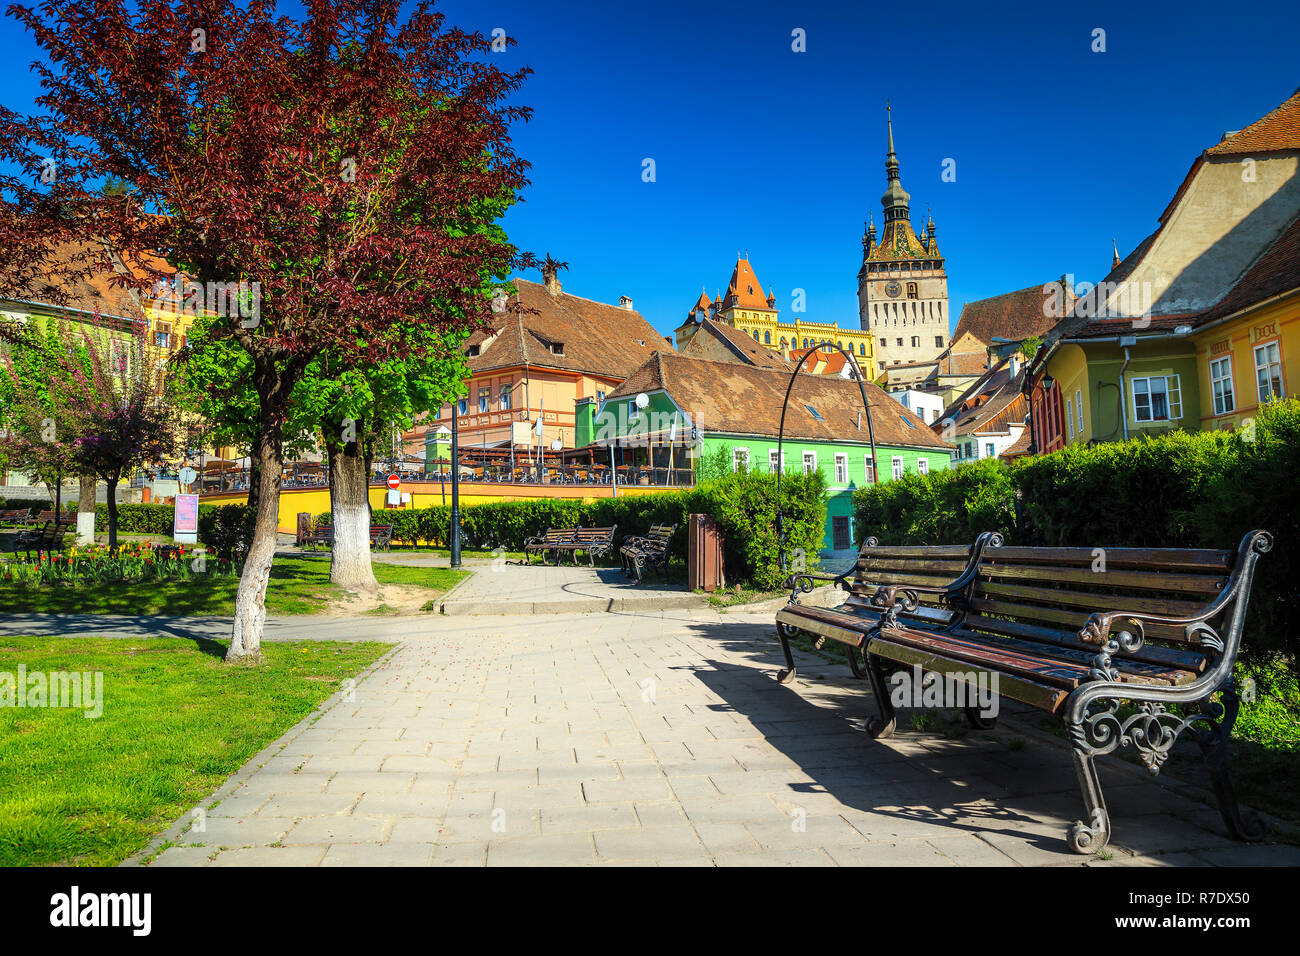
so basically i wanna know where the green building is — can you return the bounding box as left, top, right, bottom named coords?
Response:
left=597, top=352, right=951, bottom=557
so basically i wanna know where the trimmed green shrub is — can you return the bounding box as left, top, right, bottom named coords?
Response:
left=197, top=503, right=256, bottom=560
left=93, top=503, right=175, bottom=535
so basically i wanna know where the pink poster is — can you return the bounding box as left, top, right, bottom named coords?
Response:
left=174, top=494, right=199, bottom=534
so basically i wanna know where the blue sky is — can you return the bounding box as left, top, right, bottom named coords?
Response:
left=3, top=0, right=1298, bottom=339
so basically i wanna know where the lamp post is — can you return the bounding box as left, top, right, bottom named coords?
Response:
left=776, top=346, right=878, bottom=572
left=450, top=400, right=462, bottom=568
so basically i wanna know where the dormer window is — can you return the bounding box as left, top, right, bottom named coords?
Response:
left=549, top=342, right=565, bottom=355
left=466, top=344, right=481, bottom=356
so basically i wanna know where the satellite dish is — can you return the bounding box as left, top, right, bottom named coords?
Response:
left=550, top=439, right=562, bottom=452
left=635, top=393, right=649, bottom=409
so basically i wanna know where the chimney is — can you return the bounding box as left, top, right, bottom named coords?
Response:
left=542, top=263, right=561, bottom=297
left=618, top=295, right=633, bottom=310
left=1008, top=352, right=1021, bottom=378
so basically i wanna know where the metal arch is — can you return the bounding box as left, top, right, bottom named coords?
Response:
left=776, top=345, right=879, bottom=571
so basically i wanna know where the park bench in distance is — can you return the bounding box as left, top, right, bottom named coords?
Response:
left=620, top=524, right=677, bottom=583
left=0, top=509, right=33, bottom=527
left=775, top=529, right=1274, bottom=855
left=302, top=522, right=393, bottom=552
left=552, top=525, right=616, bottom=566
left=523, top=528, right=576, bottom=565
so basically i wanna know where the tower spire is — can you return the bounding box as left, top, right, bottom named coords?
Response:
left=881, top=103, right=910, bottom=223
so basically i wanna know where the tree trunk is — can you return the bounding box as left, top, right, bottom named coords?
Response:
left=246, top=454, right=261, bottom=514
left=228, top=355, right=308, bottom=663
left=326, top=416, right=379, bottom=593
left=228, top=423, right=282, bottom=663
left=77, top=474, right=96, bottom=546
left=105, top=477, right=119, bottom=553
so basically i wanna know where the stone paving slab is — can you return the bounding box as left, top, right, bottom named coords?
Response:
left=438, top=564, right=706, bottom=615
left=138, top=607, right=1299, bottom=867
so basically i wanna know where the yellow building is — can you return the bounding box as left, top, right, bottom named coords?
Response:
left=674, top=258, right=876, bottom=368
left=1191, top=214, right=1300, bottom=430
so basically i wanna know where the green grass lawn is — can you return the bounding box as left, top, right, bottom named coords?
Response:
left=0, top=635, right=391, bottom=866
left=0, top=555, right=469, bottom=616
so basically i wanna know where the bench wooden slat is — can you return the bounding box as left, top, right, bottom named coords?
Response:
left=976, top=561, right=1227, bottom=595
left=984, top=546, right=1232, bottom=572
left=956, top=614, right=1208, bottom=673
left=975, top=580, right=1208, bottom=619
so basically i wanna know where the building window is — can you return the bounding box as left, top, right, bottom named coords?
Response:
left=596, top=389, right=606, bottom=412
left=733, top=447, right=749, bottom=473
left=1131, top=374, right=1182, bottom=423
left=768, top=449, right=784, bottom=474
left=752, top=330, right=759, bottom=341
left=499, top=384, right=512, bottom=410
left=154, top=322, right=171, bottom=348
left=478, top=387, right=490, bottom=413
left=906, top=282, right=918, bottom=299
left=1210, top=356, right=1235, bottom=414
left=834, top=453, right=848, bottom=483
left=831, top=516, right=851, bottom=550
left=911, top=336, right=919, bottom=348
left=763, top=331, right=770, bottom=344
left=1075, top=388, right=1083, bottom=432
left=879, top=337, right=886, bottom=347
left=985, top=442, right=995, bottom=459
left=917, top=458, right=929, bottom=475
left=859, top=343, right=866, bottom=356
left=802, top=451, right=817, bottom=475
left=864, top=455, right=876, bottom=483
left=895, top=338, right=903, bottom=347
left=935, top=335, right=943, bottom=348
left=891, top=456, right=904, bottom=479
left=457, top=398, right=468, bottom=416
left=1066, top=396, right=1074, bottom=439
left=1254, top=342, right=1283, bottom=403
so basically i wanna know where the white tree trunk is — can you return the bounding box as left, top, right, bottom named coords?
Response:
left=77, top=474, right=96, bottom=546
left=227, top=434, right=282, bottom=663
left=328, top=420, right=379, bottom=592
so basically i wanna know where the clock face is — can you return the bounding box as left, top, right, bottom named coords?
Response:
left=884, top=280, right=902, bottom=298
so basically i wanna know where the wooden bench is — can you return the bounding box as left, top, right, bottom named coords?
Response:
left=303, top=523, right=334, bottom=549
left=524, top=528, right=576, bottom=565
left=0, top=509, right=33, bottom=527
left=775, top=534, right=996, bottom=685
left=14, top=520, right=67, bottom=558
left=620, top=524, right=677, bottom=583
left=302, top=523, right=392, bottom=551
left=778, top=529, right=1274, bottom=855
left=369, top=524, right=393, bottom=552
left=552, top=525, right=617, bottom=566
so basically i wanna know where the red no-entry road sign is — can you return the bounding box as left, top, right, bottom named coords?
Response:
left=387, top=474, right=400, bottom=490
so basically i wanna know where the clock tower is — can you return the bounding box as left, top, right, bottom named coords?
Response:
left=857, top=105, right=949, bottom=372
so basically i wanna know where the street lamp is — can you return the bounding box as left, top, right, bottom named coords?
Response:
left=776, top=346, right=878, bottom=572
left=450, top=399, right=462, bottom=568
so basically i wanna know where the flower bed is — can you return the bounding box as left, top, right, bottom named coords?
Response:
left=1, top=541, right=240, bottom=585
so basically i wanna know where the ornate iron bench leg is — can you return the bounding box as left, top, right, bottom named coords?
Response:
left=1196, top=687, right=1268, bottom=842
left=863, top=651, right=897, bottom=739
left=964, top=706, right=997, bottom=730
left=1066, top=747, right=1112, bottom=854
left=846, top=642, right=867, bottom=679
left=775, top=621, right=798, bottom=684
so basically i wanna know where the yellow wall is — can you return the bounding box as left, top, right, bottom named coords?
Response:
left=203, top=481, right=671, bottom=534
left=1192, top=294, right=1300, bottom=431
left=725, top=306, right=876, bottom=368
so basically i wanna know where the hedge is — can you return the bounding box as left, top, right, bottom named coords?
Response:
left=853, top=398, right=1300, bottom=673
left=317, top=470, right=828, bottom=591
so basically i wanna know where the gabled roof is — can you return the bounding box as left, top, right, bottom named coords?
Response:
left=725, top=259, right=774, bottom=310
left=787, top=345, right=856, bottom=377
left=679, top=317, right=793, bottom=370
left=608, top=352, right=948, bottom=450
left=1199, top=212, right=1300, bottom=323
left=1205, top=87, right=1300, bottom=156
left=467, top=278, right=672, bottom=379
left=953, top=280, right=1071, bottom=348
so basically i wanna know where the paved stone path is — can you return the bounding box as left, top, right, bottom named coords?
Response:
left=141, top=607, right=1299, bottom=867
left=438, top=562, right=706, bottom=615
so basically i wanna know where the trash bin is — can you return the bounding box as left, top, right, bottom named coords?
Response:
left=688, top=513, right=724, bottom=592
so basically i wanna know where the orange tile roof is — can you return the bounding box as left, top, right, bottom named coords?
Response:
left=1205, top=87, right=1300, bottom=156
left=726, top=259, right=774, bottom=310
left=468, top=279, right=673, bottom=379
left=0, top=239, right=149, bottom=323
left=680, top=317, right=793, bottom=370
left=953, top=281, right=1071, bottom=347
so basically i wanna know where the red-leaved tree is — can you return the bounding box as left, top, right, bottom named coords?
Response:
left=0, top=0, right=531, bottom=660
